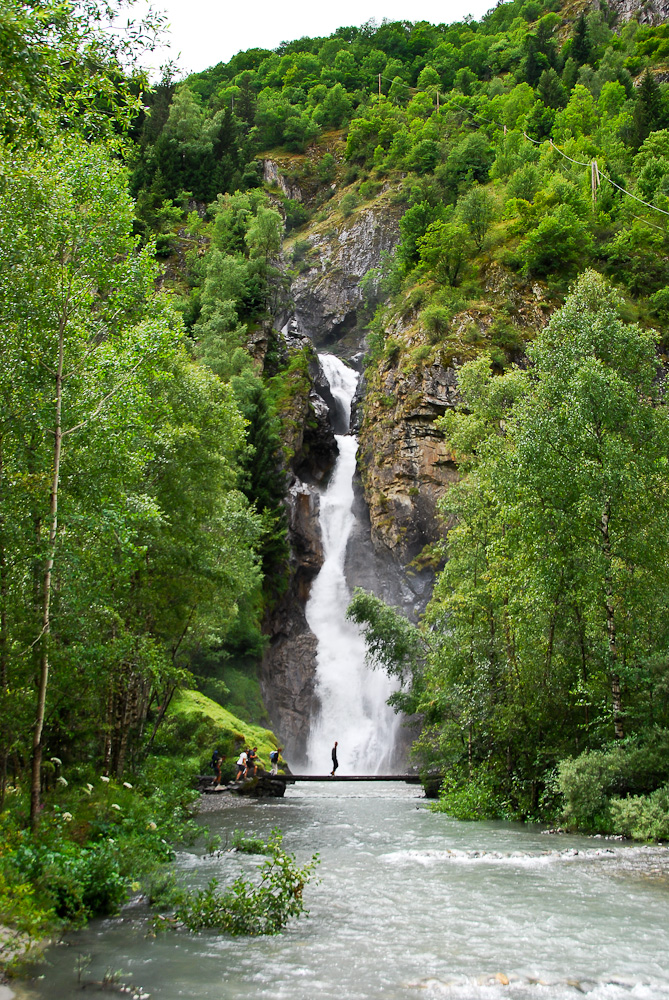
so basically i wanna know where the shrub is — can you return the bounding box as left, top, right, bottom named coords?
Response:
left=557, top=736, right=669, bottom=831
left=431, top=770, right=508, bottom=821
left=11, top=840, right=127, bottom=924
left=231, top=829, right=275, bottom=854
left=421, top=303, right=451, bottom=339
left=171, top=830, right=318, bottom=935
left=291, top=238, right=311, bottom=265
left=340, top=191, right=359, bottom=217
left=610, top=784, right=669, bottom=841
left=317, top=153, right=336, bottom=184
left=507, top=164, right=541, bottom=203
left=284, top=199, right=310, bottom=232
left=519, top=205, right=593, bottom=278
left=359, top=179, right=382, bottom=200
left=557, top=749, right=624, bottom=830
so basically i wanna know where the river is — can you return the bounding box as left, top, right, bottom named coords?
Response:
left=14, top=782, right=669, bottom=1000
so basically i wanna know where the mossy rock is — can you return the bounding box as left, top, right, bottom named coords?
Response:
left=166, top=689, right=280, bottom=776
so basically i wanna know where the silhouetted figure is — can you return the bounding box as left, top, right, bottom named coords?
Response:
left=331, top=741, right=339, bottom=776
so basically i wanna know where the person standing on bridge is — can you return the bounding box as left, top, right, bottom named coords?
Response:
left=270, top=747, right=282, bottom=775
left=330, top=740, right=339, bottom=776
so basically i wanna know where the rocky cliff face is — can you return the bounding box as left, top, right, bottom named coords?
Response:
left=259, top=183, right=552, bottom=755
left=290, top=191, right=403, bottom=349
left=358, top=264, right=550, bottom=571
left=258, top=193, right=405, bottom=757
left=358, top=359, right=460, bottom=565
left=608, top=0, right=669, bottom=23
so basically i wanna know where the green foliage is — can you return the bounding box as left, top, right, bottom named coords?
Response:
left=170, top=830, right=318, bottom=935
left=340, top=191, right=359, bottom=216
left=610, top=784, right=669, bottom=841
left=397, top=201, right=446, bottom=273
left=417, top=221, right=471, bottom=287
left=359, top=274, right=669, bottom=825
left=231, top=828, right=276, bottom=854
left=0, top=763, right=206, bottom=972
left=604, top=221, right=669, bottom=297
left=557, top=736, right=669, bottom=835
left=518, top=204, right=593, bottom=277
left=431, top=771, right=508, bottom=821
left=0, top=0, right=163, bottom=143
left=284, top=198, right=310, bottom=231
left=347, top=589, right=425, bottom=713
left=10, top=840, right=127, bottom=924
left=458, top=185, right=497, bottom=250
left=557, top=750, right=625, bottom=830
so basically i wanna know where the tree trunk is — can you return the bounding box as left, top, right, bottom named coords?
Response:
left=145, top=682, right=177, bottom=753
left=0, top=437, right=8, bottom=811
left=600, top=503, right=623, bottom=739
left=30, top=328, right=64, bottom=828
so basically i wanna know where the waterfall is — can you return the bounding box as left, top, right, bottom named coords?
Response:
left=304, top=354, right=399, bottom=775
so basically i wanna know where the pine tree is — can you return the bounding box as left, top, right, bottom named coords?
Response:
left=633, top=70, right=664, bottom=149
left=571, top=13, right=591, bottom=65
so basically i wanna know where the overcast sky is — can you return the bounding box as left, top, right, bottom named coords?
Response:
left=138, top=0, right=495, bottom=77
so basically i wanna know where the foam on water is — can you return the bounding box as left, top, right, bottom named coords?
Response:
left=379, top=845, right=639, bottom=867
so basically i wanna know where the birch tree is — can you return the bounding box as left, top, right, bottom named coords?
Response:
left=0, top=139, right=178, bottom=823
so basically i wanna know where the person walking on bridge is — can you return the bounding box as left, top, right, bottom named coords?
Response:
left=330, top=740, right=339, bottom=776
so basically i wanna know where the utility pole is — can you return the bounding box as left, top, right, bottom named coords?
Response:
left=591, top=159, right=600, bottom=207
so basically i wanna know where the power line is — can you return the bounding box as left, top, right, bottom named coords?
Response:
left=370, top=76, right=668, bottom=221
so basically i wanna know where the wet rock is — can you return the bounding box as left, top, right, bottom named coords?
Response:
left=260, top=594, right=320, bottom=764
left=359, top=359, right=459, bottom=564
left=228, top=773, right=291, bottom=798
left=287, top=481, right=322, bottom=599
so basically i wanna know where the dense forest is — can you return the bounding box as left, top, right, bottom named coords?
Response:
left=3, top=0, right=669, bottom=969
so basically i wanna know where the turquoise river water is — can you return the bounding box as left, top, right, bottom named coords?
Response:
left=13, top=782, right=669, bottom=1000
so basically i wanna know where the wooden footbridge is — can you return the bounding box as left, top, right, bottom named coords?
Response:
left=200, top=772, right=433, bottom=798
left=275, top=774, right=422, bottom=783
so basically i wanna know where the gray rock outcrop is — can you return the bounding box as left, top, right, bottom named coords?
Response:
left=608, top=0, right=669, bottom=22
left=290, top=196, right=402, bottom=348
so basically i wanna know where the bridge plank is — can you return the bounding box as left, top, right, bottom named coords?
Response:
left=276, top=775, right=421, bottom=782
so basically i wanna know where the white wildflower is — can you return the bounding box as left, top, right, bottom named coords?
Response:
left=62, top=811, right=73, bottom=822
left=50, top=756, right=62, bottom=766
left=56, top=776, right=68, bottom=786
left=122, top=781, right=133, bottom=789
left=86, top=783, right=94, bottom=792
left=147, top=821, right=157, bottom=831
left=111, top=803, right=121, bottom=811
left=100, top=775, right=110, bottom=783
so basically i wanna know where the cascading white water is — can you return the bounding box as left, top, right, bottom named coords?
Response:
left=304, top=354, right=399, bottom=775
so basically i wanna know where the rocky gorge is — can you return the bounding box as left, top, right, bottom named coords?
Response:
left=257, top=160, right=552, bottom=763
